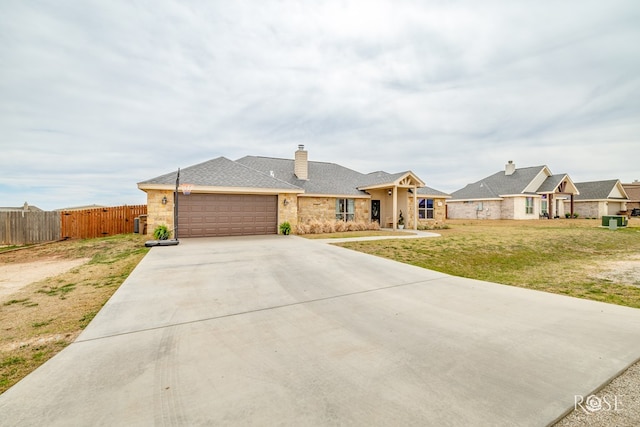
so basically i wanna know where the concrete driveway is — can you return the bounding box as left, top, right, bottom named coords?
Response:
left=2, top=235, right=640, bottom=426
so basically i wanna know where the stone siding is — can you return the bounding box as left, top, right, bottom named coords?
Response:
left=408, top=196, right=447, bottom=226
left=447, top=200, right=503, bottom=219
left=278, top=193, right=299, bottom=231
left=297, top=197, right=369, bottom=224
left=146, top=190, right=175, bottom=237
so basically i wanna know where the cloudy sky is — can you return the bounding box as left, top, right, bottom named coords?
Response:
left=1, top=1, right=639, bottom=210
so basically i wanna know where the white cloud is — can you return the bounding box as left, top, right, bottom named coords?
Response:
left=1, top=0, right=639, bottom=209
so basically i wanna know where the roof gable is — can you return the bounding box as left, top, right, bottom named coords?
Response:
left=357, top=171, right=425, bottom=190
left=537, top=174, right=579, bottom=195
left=574, top=180, right=628, bottom=200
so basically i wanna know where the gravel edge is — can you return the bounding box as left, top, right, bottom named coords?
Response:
left=553, top=359, right=640, bottom=426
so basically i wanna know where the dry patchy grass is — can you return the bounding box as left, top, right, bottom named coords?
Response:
left=0, top=234, right=149, bottom=394
left=338, top=219, right=640, bottom=308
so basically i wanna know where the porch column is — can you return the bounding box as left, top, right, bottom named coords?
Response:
left=570, top=194, right=574, bottom=217
left=548, top=194, right=553, bottom=219
left=392, top=186, right=398, bottom=230
left=413, top=185, right=418, bottom=230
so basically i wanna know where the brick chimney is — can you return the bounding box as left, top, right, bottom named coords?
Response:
left=505, top=160, right=516, bottom=176
left=295, top=145, right=308, bottom=180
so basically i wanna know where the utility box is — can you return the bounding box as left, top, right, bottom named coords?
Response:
left=602, top=215, right=627, bottom=227
left=609, top=219, right=618, bottom=230
left=138, top=215, right=148, bottom=235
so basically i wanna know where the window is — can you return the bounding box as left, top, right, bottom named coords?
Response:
left=525, top=197, right=534, bottom=214
left=336, top=198, right=355, bottom=221
left=541, top=199, right=548, bottom=215
left=418, top=198, right=434, bottom=219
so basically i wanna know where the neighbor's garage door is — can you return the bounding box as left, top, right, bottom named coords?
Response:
left=177, top=194, right=278, bottom=237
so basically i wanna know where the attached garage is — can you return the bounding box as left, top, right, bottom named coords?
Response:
left=177, top=194, right=278, bottom=237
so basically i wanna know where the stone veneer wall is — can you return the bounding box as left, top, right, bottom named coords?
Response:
left=408, top=196, right=447, bottom=226
left=278, top=193, right=299, bottom=230
left=297, top=197, right=369, bottom=224
left=563, top=201, right=599, bottom=218
left=146, top=190, right=175, bottom=237
left=447, top=200, right=503, bottom=219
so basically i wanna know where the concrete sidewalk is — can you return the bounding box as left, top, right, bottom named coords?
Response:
left=1, top=235, right=640, bottom=426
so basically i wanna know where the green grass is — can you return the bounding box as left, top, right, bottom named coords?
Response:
left=338, top=221, right=640, bottom=309
left=0, top=233, right=149, bottom=394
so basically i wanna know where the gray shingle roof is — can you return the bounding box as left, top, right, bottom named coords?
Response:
left=138, top=157, right=301, bottom=190
left=451, top=166, right=547, bottom=200
left=358, top=171, right=408, bottom=187
left=537, top=174, right=567, bottom=193
left=140, top=154, right=450, bottom=197
left=417, top=186, right=450, bottom=197
left=237, top=156, right=369, bottom=196
left=574, top=180, right=625, bottom=200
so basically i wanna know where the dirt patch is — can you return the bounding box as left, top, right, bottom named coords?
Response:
left=0, top=332, right=80, bottom=352
left=0, top=258, right=90, bottom=301
left=594, top=255, right=640, bottom=288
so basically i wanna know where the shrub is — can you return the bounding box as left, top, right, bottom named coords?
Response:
left=279, top=222, right=291, bottom=235
left=294, top=219, right=380, bottom=235
left=153, top=224, right=171, bottom=240
left=295, top=223, right=310, bottom=234
left=417, top=222, right=450, bottom=231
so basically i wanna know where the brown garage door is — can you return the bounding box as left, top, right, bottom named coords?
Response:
left=177, top=194, right=278, bottom=237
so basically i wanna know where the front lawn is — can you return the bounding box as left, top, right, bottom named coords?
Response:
left=337, top=219, right=640, bottom=308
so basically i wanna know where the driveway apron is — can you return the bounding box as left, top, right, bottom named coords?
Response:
left=1, top=235, right=640, bottom=426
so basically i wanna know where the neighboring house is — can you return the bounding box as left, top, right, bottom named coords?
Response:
left=137, top=146, right=450, bottom=237
left=622, top=180, right=640, bottom=214
left=447, top=161, right=579, bottom=220
left=562, top=180, right=629, bottom=218
left=0, top=202, right=43, bottom=212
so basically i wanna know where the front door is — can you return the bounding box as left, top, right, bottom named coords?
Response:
left=371, top=200, right=381, bottom=224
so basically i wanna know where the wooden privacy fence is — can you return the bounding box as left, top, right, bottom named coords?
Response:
left=60, top=205, right=147, bottom=239
left=0, top=211, right=61, bottom=245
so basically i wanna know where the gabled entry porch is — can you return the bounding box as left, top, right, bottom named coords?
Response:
left=358, top=172, right=425, bottom=230
left=538, top=175, right=579, bottom=219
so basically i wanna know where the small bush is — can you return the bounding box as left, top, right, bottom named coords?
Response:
left=417, top=222, right=450, bottom=231
left=153, top=225, right=171, bottom=240
left=279, top=222, right=291, bottom=235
